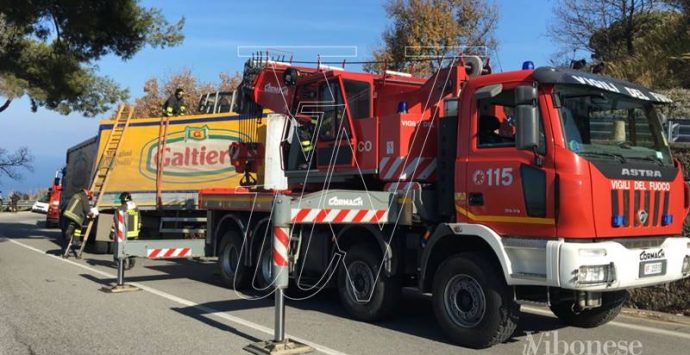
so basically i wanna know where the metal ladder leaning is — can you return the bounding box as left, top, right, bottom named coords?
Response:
left=155, top=115, right=171, bottom=209
left=75, top=105, right=134, bottom=258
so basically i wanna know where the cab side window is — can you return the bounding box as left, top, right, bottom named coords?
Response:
left=318, top=81, right=345, bottom=141
left=476, top=90, right=517, bottom=148
left=343, top=80, right=371, bottom=119
left=476, top=87, right=546, bottom=153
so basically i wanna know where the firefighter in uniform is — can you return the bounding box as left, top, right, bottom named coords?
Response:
left=61, top=188, right=92, bottom=257
left=9, top=192, right=20, bottom=212
left=112, top=192, right=141, bottom=269
left=294, top=114, right=318, bottom=169
left=162, top=88, right=187, bottom=117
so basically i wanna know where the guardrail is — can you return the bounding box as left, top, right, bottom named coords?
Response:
left=666, top=120, right=689, bottom=143
left=588, top=119, right=689, bottom=144
left=0, top=200, right=36, bottom=212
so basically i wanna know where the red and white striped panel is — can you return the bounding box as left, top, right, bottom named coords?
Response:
left=147, top=247, right=191, bottom=258
left=273, top=226, right=289, bottom=268
left=291, top=208, right=388, bottom=224
left=378, top=156, right=436, bottom=181
left=115, top=210, right=125, bottom=242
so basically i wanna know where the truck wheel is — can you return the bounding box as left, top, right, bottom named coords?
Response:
left=218, top=230, right=250, bottom=290
left=432, top=253, right=519, bottom=349
left=254, top=235, right=273, bottom=290
left=337, top=245, right=401, bottom=322
left=550, top=290, right=628, bottom=328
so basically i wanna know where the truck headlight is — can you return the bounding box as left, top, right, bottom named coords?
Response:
left=683, top=256, right=690, bottom=275
left=578, top=264, right=616, bottom=285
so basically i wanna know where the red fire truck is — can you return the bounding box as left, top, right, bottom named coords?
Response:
left=194, top=56, right=690, bottom=348
left=46, top=171, right=62, bottom=227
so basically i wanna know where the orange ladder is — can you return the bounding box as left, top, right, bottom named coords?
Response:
left=76, top=105, right=135, bottom=258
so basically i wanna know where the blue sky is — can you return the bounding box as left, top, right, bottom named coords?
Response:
left=0, top=0, right=557, bottom=193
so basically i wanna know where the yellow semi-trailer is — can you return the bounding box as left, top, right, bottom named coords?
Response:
left=94, top=111, right=267, bottom=209
left=63, top=107, right=275, bottom=249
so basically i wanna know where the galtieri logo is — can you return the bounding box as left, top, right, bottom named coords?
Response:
left=139, top=125, right=250, bottom=183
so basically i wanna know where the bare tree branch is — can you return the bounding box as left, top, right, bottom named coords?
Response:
left=0, top=147, right=33, bottom=181
left=0, top=98, right=11, bottom=112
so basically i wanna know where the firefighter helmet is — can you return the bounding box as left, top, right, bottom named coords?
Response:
left=119, top=192, right=132, bottom=204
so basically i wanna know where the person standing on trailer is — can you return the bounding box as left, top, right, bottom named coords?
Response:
left=162, top=88, right=187, bottom=117
left=61, top=188, right=93, bottom=257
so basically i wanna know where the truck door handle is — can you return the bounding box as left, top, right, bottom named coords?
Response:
left=468, top=193, right=484, bottom=206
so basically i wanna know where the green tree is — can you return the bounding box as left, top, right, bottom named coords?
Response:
left=659, top=88, right=690, bottom=119
left=550, top=0, right=663, bottom=59
left=604, top=11, right=690, bottom=88
left=366, top=0, right=498, bottom=75
left=550, top=1, right=690, bottom=89
left=0, top=1, right=184, bottom=117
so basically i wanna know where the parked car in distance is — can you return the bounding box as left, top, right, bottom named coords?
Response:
left=31, top=200, right=49, bottom=214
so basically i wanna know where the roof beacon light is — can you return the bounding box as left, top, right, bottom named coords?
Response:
left=522, top=61, right=535, bottom=70
left=398, top=101, right=408, bottom=114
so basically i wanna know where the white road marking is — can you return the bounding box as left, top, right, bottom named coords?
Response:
left=522, top=306, right=690, bottom=340
left=4, top=238, right=347, bottom=355
left=7, top=236, right=690, bottom=347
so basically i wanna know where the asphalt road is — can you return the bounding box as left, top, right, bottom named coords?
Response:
left=2, top=212, right=690, bottom=355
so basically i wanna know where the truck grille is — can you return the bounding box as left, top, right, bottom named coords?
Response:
left=611, top=189, right=670, bottom=227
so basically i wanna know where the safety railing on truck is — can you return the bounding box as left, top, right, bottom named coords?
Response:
left=197, top=91, right=237, bottom=114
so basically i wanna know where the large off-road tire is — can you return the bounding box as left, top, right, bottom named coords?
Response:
left=248, top=225, right=274, bottom=295
left=217, top=230, right=250, bottom=290
left=550, top=290, right=628, bottom=328
left=337, top=245, right=401, bottom=322
left=432, top=253, right=519, bottom=349
left=254, top=236, right=273, bottom=290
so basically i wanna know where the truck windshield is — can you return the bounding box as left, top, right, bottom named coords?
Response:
left=555, top=85, right=672, bottom=166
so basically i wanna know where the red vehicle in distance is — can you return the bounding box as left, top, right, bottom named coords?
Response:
left=46, top=171, right=62, bottom=227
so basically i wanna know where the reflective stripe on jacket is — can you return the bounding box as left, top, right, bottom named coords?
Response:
left=162, top=95, right=187, bottom=116
left=62, top=192, right=89, bottom=225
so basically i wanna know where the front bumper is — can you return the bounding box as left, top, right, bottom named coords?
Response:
left=558, top=237, right=690, bottom=291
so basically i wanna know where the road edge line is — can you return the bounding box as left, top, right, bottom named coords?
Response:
left=4, top=238, right=347, bottom=355
left=522, top=305, right=690, bottom=340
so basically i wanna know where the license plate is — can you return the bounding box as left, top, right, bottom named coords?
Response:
left=644, top=262, right=663, bottom=275
left=639, top=260, right=666, bottom=277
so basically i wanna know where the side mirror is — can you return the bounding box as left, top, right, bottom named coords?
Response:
left=514, top=85, right=537, bottom=105
left=516, top=105, right=539, bottom=150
